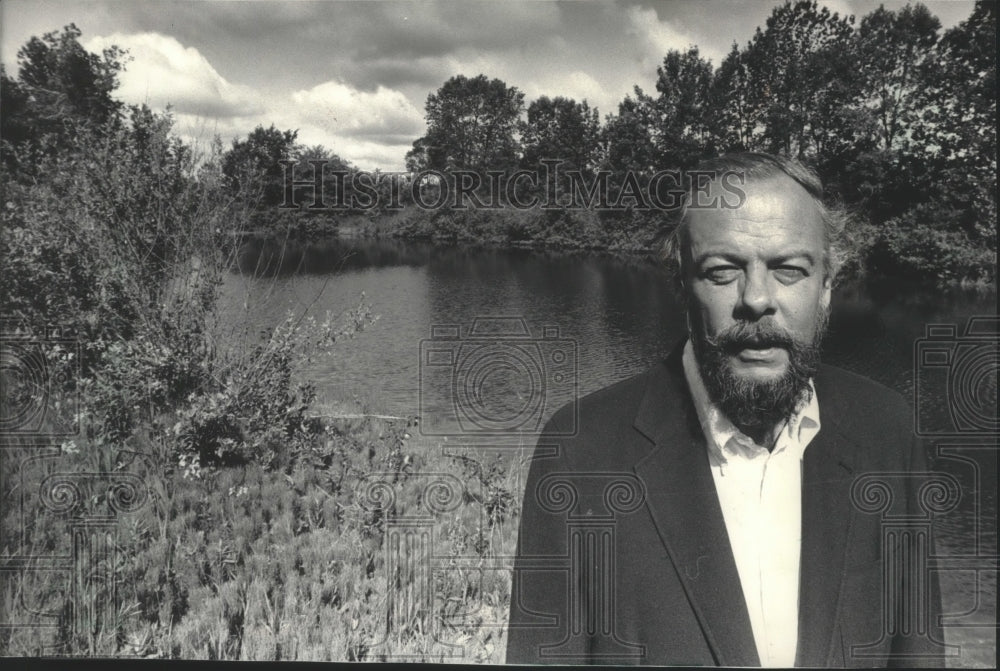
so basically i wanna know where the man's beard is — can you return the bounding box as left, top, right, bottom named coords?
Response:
left=689, top=308, right=829, bottom=441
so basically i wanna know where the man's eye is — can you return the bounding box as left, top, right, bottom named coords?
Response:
left=774, top=266, right=807, bottom=283
left=704, top=267, right=741, bottom=283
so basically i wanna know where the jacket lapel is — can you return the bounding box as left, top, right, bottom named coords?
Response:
left=795, top=373, right=860, bottom=667
left=632, top=344, right=761, bottom=667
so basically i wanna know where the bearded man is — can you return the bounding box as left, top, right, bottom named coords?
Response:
left=506, top=153, right=946, bottom=667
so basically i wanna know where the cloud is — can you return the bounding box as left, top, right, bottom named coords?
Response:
left=85, top=32, right=264, bottom=118
left=166, top=90, right=422, bottom=172
left=339, top=56, right=454, bottom=92
left=346, top=1, right=563, bottom=60
left=624, top=5, right=725, bottom=71
left=290, top=81, right=424, bottom=141
left=81, top=31, right=425, bottom=171
left=304, top=137, right=414, bottom=174
left=168, top=109, right=416, bottom=173
left=823, top=0, right=857, bottom=21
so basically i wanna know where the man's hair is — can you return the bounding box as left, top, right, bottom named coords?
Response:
left=660, top=152, right=855, bottom=288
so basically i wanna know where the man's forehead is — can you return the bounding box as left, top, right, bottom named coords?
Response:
left=688, top=174, right=822, bottom=230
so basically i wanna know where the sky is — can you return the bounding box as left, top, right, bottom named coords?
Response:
left=0, top=0, right=977, bottom=171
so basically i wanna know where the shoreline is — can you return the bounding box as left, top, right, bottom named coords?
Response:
left=229, top=222, right=999, bottom=294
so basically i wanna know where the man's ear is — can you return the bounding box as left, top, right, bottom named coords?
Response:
left=680, top=281, right=693, bottom=334
left=821, top=274, right=833, bottom=310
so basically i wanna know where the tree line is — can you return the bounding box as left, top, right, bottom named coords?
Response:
left=403, top=1, right=995, bottom=284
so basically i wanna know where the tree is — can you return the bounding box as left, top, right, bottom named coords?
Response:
left=16, top=23, right=125, bottom=124
left=1, top=24, right=128, bottom=171
left=221, top=124, right=299, bottom=208
left=285, top=143, right=360, bottom=211
left=861, top=1, right=995, bottom=285
left=601, top=93, right=657, bottom=176
left=404, top=136, right=431, bottom=174
left=520, top=96, right=601, bottom=174
left=911, top=0, right=995, bottom=178
left=856, top=4, right=940, bottom=152
left=712, top=44, right=759, bottom=152
left=517, top=96, right=602, bottom=208
left=834, top=3, right=941, bottom=217
left=909, top=1, right=996, bottom=241
left=645, top=47, right=718, bottom=169
left=743, top=1, right=858, bottom=158
left=408, top=74, right=524, bottom=173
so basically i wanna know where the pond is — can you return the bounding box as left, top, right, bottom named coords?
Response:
left=224, top=237, right=995, bottom=429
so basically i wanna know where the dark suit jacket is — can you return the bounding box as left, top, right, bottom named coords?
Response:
left=507, top=340, right=947, bottom=667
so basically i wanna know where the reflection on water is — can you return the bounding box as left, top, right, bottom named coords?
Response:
left=222, top=240, right=688, bottom=424
left=221, top=237, right=996, bottom=655
left=222, top=238, right=996, bottom=427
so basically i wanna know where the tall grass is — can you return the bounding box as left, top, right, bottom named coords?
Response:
left=1, top=406, right=526, bottom=661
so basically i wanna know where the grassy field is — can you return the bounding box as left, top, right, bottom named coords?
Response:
left=0, top=396, right=531, bottom=662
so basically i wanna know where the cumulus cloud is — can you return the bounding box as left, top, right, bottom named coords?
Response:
left=81, top=31, right=426, bottom=171
left=85, top=32, right=264, bottom=118
left=624, top=5, right=725, bottom=71
left=290, top=81, right=424, bottom=141
left=169, top=105, right=417, bottom=172
left=823, top=0, right=857, bottom=21
left=305, top=137, right=414, bottom=174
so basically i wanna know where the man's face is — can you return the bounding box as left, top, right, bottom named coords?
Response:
left=683, top=174, right=832, bottom=434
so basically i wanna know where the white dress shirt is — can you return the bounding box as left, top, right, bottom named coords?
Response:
left=682, top=340, right=821, bottom=668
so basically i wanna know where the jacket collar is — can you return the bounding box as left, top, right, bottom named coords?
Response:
left=631, top=338, right=860, bottom=667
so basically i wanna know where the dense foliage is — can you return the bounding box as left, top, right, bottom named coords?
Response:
left=398, top=1, right=996, bottom=286
left=405, top=74, right=524, bottom=174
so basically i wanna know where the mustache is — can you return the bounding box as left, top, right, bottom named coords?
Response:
left=695, top=318, right=823, bottom=433
left=705, top=320, right=797, bottom=353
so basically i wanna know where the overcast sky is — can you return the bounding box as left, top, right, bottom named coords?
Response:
left=0, top=0, right=977, bottom=171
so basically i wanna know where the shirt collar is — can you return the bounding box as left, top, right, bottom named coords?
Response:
left=681, top=339, right=821, bottom=466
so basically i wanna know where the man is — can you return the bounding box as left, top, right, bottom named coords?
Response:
left=506, top=153, right=946, bottom=667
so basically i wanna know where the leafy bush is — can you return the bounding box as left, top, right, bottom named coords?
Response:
left=869, top=203, right=997, bottom=285
left=170, top=306, right=375, bottom=470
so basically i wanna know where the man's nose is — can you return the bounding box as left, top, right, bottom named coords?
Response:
left=738, top=268, right=776, bottom=318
